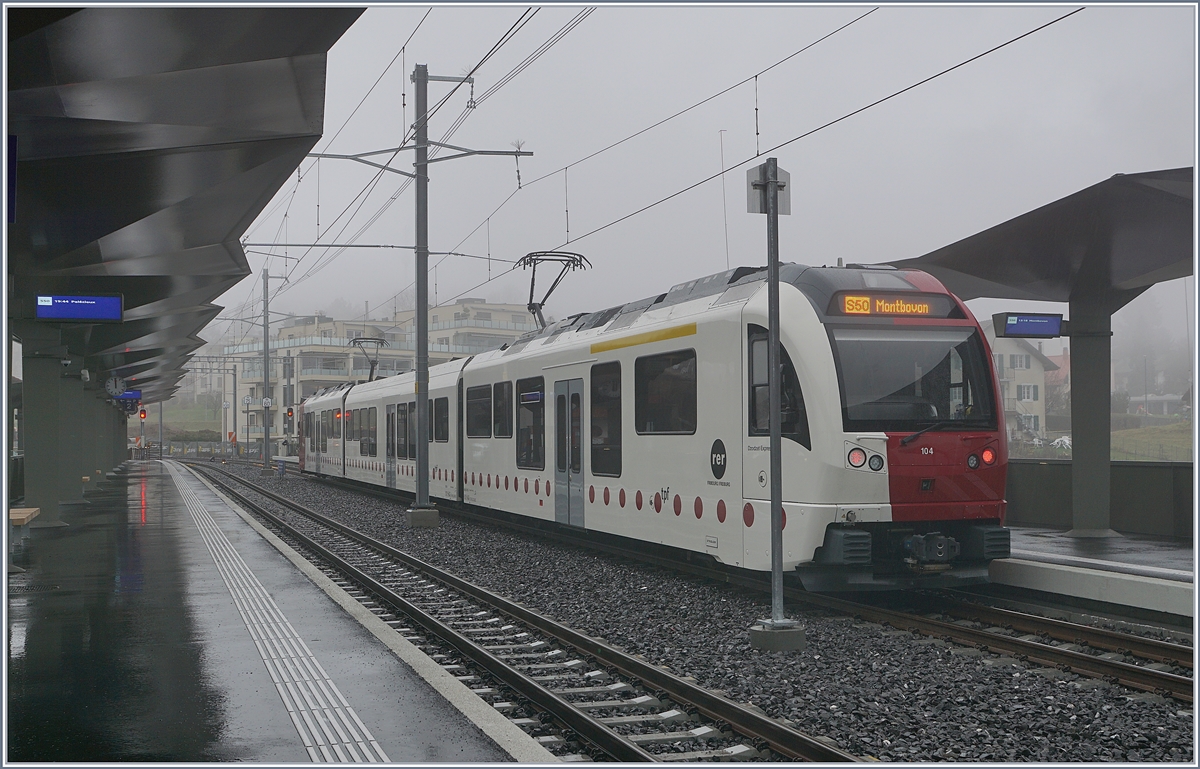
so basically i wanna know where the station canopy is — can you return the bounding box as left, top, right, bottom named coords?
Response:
left=6, top=7, right=364, bottom=403
left=889, top=167, right=1193, bottom=314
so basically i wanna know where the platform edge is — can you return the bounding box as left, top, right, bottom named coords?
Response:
left=990, top=558, right=1195, bottom=619
left=184, top=464, right=560, bottom=763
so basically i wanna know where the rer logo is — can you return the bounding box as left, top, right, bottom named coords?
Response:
left=710, top=439, right=727, bottom=480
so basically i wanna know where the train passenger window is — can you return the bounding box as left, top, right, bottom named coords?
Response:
left=634, top=350, right=696, bottom=434
left=570, top=393, right=582, bottom=474
left=427, top=399, right=434, bottom=443
left=493, top=381, right=513, bottom=438
left=466, top=385, right=492, bottom=438
left=407, top=401, right=417, bottom=458
left=590, top=362, right=621, bottom=476
left=350, top=409, right=358, bottom=442
left=334, top=408, right=341, bottom=439
left=396, top=403, right=408, bottom=459
left=321, top=410, right=330, bottom=452
left=434, top=398, right=449, bottom=442
left=748, top=326, right=811, bottom=450
left=516, top=377, right=545, bottom=470
left=369, top=407, right=377, bottom=456
left=387, top=409, right=395, bottom=458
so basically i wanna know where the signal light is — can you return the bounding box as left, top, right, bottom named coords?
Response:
left=868, top=454, right=885, bottom=472
left=335, top=410, right=342, bottom=420
left=847, top=447, right=867, bottom=468
left=286, top=407, right=294, bottom=418
left=139, top=408, right=147, bottom=420
left=981, top=447, right=997, bottom=465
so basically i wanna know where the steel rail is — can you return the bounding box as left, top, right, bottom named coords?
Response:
left=795, top=592, right=1193, bottom=702
left=241, top=465, right=1194, bottom=702
left=192, top=466, right=657, bottom=762
left=190, top=463, right=859, bottom=762
left=933, top=596, right=1193, bottom=669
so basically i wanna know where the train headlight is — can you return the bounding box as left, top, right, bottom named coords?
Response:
left=981, top=447, right=996, bottom=465
left=967, top=453, right=980, bottom=470
left=868, top=454, right=884, bottom=472
left=848, top=447, right=867, bottom=468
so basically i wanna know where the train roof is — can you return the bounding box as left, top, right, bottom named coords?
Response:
left=501, top=262, right=951, bottom=350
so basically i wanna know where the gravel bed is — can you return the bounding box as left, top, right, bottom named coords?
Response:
left=218, top=465, right=1194, bottom=762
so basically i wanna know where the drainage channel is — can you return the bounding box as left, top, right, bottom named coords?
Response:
left=187, top=462, right=856, bottom=763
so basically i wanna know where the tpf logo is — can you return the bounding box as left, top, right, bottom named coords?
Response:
left=710, top=439, right=727, bottom=480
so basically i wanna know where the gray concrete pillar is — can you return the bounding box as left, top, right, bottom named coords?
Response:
left=17, top=323, right=76, bottom=524
left=57, top=370, right=87, bottom=507
left=1066, top=301, right=1118, bottom=537
left=83, top=390, right=109, bottom=482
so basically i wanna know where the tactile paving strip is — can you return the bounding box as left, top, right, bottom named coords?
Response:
left=165, top=462, right=390, bottom=763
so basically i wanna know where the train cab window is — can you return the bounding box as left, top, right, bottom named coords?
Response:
left=434, top=398, right=449, bottom=442
left=466, top=385, right=492, bottom=438
left=493, top=381, right=513, bottom=438
left=407, top=401, right=417, bottom=458
left=635, top=350, right=696, bottom=434
left=369, top=406, right=377, bottom=456
left=748, top=326, right=811, bottom=449
left=516, top=377, right=545, bottom=470
left=590, top=362, right=621, bottom=476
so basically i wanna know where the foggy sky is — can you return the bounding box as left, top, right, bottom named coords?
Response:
left=217, top=4, right=1195, bottom=363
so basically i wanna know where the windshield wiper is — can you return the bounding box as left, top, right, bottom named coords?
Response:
left=900, top=421, right=953, bottom=446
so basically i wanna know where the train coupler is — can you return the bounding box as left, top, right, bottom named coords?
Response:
left=902, top=531, right=960, bottom=566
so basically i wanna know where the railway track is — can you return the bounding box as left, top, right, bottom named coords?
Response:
left=222, top=461, right=1194, bottom=703
left=184, top=461, right=857, bottom=762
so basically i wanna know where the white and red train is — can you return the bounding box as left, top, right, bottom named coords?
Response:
left=298, top=263, right=1011, bottom=590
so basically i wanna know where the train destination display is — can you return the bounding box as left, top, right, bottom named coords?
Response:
left=991, top=312, right=1064, bottom=338
left=35, top=294, right=123, bottom=322
left=831, top=292, right=954, bottom=318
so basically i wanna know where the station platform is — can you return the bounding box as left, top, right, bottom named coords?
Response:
left=988, top=525, right=1195, bottom=620
left=6, top=460, right=554, bottom=763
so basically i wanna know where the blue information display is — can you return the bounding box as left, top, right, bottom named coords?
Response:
left=992, top=312, right=1063, bottom=339
left=115, top=390, right=142, bottom=400
left=36, top=294, right=123, bottom=322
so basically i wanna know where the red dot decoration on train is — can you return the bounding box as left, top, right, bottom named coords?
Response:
left=635, top=490, right=643, bottom=510
left=694, top=497, right=703, bottom=519
left=717, top=500, right=726, bottom=522
left=619, top=489, right=626, bottom=507
left=603, top=487, right=610, bottom=505
left=589, top=486, right=595, bottom=503
left=743, top=503, right=754, bottom=527
left=673, top=494, right=682, bottom=516
left=654, top=492, right=662, bottom=513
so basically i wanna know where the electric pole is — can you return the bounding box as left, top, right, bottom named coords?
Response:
left=298, top=65, right=531, bottom=523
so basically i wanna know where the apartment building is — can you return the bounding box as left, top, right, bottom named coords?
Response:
left=210, top=298, right=536, bottom=451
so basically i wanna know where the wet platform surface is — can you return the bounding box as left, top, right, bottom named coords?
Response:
left=1009, top=526, right=1194, bottom=582
left=6, top=461, right=512, bottom=762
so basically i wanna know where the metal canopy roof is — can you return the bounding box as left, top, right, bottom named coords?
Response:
left=889, top=167, right=1194, bottom=315
left=7, top=7, right=364, bottom=402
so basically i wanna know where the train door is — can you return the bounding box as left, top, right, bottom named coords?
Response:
left=385, top=404, right=396, bottom=488
left=456, top=378, right=465, bottom=503
left=554, top=378, right=585, bottom=527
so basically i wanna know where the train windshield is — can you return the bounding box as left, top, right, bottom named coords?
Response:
left=829, top=326, right=996, bottom=432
